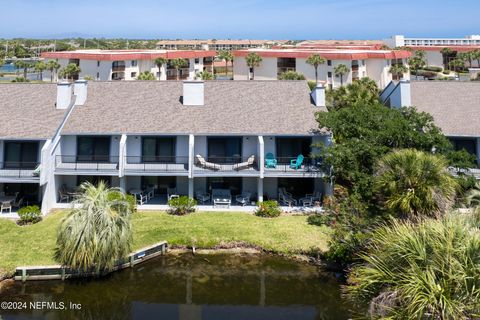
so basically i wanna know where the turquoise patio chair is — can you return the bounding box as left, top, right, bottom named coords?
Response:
left=265, top=153, right=277, bottom=168
left=290, top=154, right=304, bottom=170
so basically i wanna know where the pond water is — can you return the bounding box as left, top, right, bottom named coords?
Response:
left=0, top=253, right=352, bottom=320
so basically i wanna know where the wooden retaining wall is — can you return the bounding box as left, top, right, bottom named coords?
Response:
left=14, top=241, right=168, bottom=282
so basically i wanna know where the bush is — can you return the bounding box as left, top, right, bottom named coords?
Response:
left=423, top=65, right=443, bottom=72
left=415, top=69, right=438, bottom=79
left=255, top=200, right=281, bottom=218
left=278, top=70, right=306, bottom=80
left=443, top=70, right=451, bottom=75
left=11, top=77, right=29, bottom=83
left=307, top=80, right=317, bottom=91
left=168, top=196, right=197, bottom=215
left=17, top=205, right=42, bottom=224
left=108, top=191, right=137, bottom=213
left=307, top=214, right=333, bottom=226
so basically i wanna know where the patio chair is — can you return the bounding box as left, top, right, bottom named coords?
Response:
left=135, top=192, right=148, bottom=205
left=278, top=188, right=297, bottom=206
left=233, top=155, right=255, bottom=171
left=305, top=191, right=322, bottom=203
left=212, top=189, right=232, bottom=207
left=167, top=188, right=179, bottom=200
left=58, top=190, right=70, bottom=203
left=195, top=191, right=210, bottom=204
left=290, top=154, right=304, bottom=170
left=235, top=192, right=252, bottom=206
left=195, top=155, right=221, bottom=171
left=12, top=197, right=24, bottom=209
left=265, top=153, right=277, bottom=168
left=146, top=187, right=155, bottom=200
left=1, top=201, right=12, bottom=214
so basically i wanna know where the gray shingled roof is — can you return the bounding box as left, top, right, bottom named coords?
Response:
left=0, top=83, right=66, bottom=139
left=411, top=81, right=480, bottom=137
left=61, top=81, right=325, bottom=136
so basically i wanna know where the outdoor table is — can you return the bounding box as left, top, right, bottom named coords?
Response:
left=0, top=196, right=16, bottom=204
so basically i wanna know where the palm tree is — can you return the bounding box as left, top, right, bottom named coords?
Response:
left=46, top=60, right=61, bottom=82
left=196, top=71, right=214, bottom=80
left=472, top=49, right=480, bottom=68
left=388, top=63, right=408, bottom=80
left=333, top=64, right=349, bottom=86
left=170, top=58, right=187, bottom=80
left=458, top=51, right=473, bottom=68
left=440, top=47, right=453, bottom=69
left=13, top=60, right=23, bottom=76
left=407, top=51, right=426, bottom=80
left=137, top=71, right=156, bottom=80
left=154, top=57, right=167, bottom=80
left=245, top=52, right=262, bottom=80
left=449, top=59, right=465, bottom=79
left=217, top=50, right=233, bottom=77
left=34, top=61, right=46, bottom=81
left=59, top=63, right=81, bottom=81
left=306, top=54, right=326, bottom=83
left=346, top=213, right=480, bottom=319
left=375, top=149, right=458, bottom=219
left=54, top=182, right=133, bottom=272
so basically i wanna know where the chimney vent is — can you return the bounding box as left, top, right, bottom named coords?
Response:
left=74, top=79, right=88, bottom=106
left=183, top=81, right=204, bottom=106
left=56, top=81, right=72, bottom=109
left=311, top=83, right=326, bottom=107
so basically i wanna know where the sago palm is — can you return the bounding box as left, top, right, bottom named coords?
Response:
left=306, top=54, right=326, bottom=83
left=375, top=149, right=458, bottom=218
left=54, top=181, right=133, bottom=273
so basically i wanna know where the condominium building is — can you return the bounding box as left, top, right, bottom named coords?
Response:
left=41, top=50, right=217, bottom=81
left=156, top=40, right=283, bottom=51
left=381, top=80, right=480, bottom=166
left=233, top=48, right=411, bottom=89
left=0, top=80, right=331, bottom=215
left=384, top=35, right=480, bottom=48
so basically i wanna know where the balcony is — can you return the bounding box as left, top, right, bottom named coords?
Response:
left=193, top=155, right=259, bottom=176
left=264, top=157, right=324, bottom=177
left=112, top=65, right=126, bottom=72
left=0, top=162, right=40, bottom=183
left=124, top=156, right=189, bottom=176
left=55, top=155, right=119, bottom=175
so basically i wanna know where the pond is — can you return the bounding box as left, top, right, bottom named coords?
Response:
left=0, top=253, right=352, bottom=319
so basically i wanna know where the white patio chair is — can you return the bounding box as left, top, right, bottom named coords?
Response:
left=235, top=192, right=252, bottom=206
left=1, top=201, right=12, bottom=214
left=195, top=155, right=221, bottom=171
left=233, top=155, right=255, bottom=171
left=58, top=190, right=70, bottom=203
left=167, top=188, right=178, bottom=200
left=136, top=193, right=148, bottom=205
left=195, top=191, right=210, bottom=204
left=13, top=197, right=24, bottom=209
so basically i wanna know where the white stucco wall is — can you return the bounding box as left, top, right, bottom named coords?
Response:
left=425, top=51, right=444, bottom=68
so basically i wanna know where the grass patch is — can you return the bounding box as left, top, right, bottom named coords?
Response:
left=0, top=211, right=331, bottom=277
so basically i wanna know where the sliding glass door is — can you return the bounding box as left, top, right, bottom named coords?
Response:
left=207, top=137, right=242, bottom=163
left=142, top=137, right=176, bottom=163
left=275, top=137, right=312, bottom=164
left=77, top=136, right=110, bottom=162
left=4, top=141, right=39, bottom=168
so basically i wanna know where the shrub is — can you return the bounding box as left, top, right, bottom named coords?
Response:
left=416, top=69, right=438, bottom=78
left=255, top=200, right=281, bottom=218
left=168, top=196, right=197, bottom=215
left=11, top=77, right=29, bottom=83
left=307, top=213, right=333, bottom=226
left=108, top=191, right=137, bottom=213
left=17, top=205, right=42, bottom=224
left=278, top=70, right=306, bottom=80
left=423, top=65, right=443, bottom=72
left=443, top=70, right=451, bottom=75
left=307, top=80, right=317, bottom=91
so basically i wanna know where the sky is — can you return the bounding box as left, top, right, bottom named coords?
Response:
left=0, top=0, right=479, bottom=39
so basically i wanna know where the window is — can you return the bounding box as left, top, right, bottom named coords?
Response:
left=96, top=72, right=99, bottom=79
left=77, top=136, right=111, bottom=162
left=327, top=71, right=332, bottom=78
left=131, top=72, right=137, bottom=78
left=277, top=58, right=296, bottom=76
left=275, top=137, right=312, bottom=164
left=77, top=176, right=111, bottom=187
left=142, top=176, right=176, bottom=194
left=206, top=177, right=242, bottom=195
left=327, top=60, right=332, bottom=66
left=142, top=137, right=176, bottom=163
left=131, top=60, right=138, bottom=67
left=97, top=61, right=100, bottom=67
left=195, top=58, right=200, bottom=64
left=4, top=141, right=38, bottom=168
left=207, top=137, right=242, bottom=163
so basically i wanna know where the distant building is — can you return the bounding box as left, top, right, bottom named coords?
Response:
left=233, top=47, right=411, bottom=89
left=41, top=49, right=217, bottom=81
left=156, top=40, right=284, bottom=51
left=384, top=35, right=480, bottom=48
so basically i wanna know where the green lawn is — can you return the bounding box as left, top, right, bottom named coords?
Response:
left=0, top=211, right=331, bottom=278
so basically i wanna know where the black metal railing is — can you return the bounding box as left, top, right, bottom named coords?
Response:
left=124, top=156, right=189, bottom=173
left=194, top=155, right=258, bottom=172
left=0, top=162, right=40, bottom=178
left=55, top=155, right=119, bottom=171
left=264, top=157, right=322, bottom=173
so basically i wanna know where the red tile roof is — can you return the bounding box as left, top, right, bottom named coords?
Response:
left=406, top=46, right=480, bottom=52
left=233, top=49, right=411, bottom=60
left=41, top=50, right=217, bottom=61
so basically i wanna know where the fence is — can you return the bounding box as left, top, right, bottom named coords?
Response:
left=14, top=241, right=168, bottom=282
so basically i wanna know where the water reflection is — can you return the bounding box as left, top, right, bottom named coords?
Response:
left=0, top=253, right=351, bottom=320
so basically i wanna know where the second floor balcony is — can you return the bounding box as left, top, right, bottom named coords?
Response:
left=0, top=161, right=40, bottom=182
left=263, top=156, right=324, bottom=177
left=55, top=155, right=119, bottom=175
left=124, top=156, right=189, bottom=176
left=193, top=155, right=259, bottom=176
